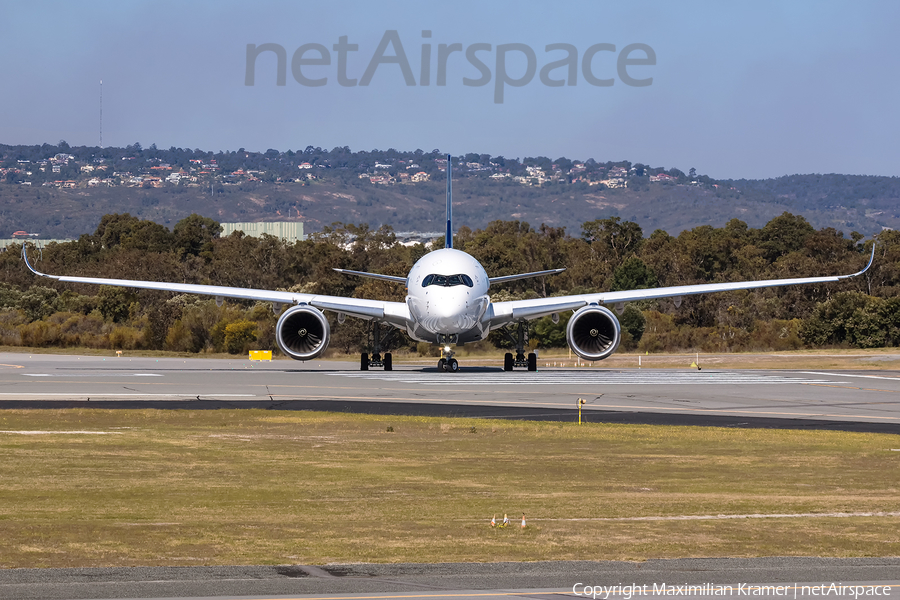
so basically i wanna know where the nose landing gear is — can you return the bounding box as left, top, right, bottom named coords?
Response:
left=436, top=335, right=459, bottom=372
left=438, top=351, right=459, bottom=372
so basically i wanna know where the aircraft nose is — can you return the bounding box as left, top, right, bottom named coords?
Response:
left=427, top=294, right=477, bottom=333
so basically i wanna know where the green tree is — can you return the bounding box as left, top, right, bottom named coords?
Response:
left=581, top=217, right=643, bottom=263
left=17, top=286, right=60, bottom=322
left=619, top=304, right=646, bottom=342
left=93, top=214, right=173, bottom=253
left=611, top=256, right=657, bottom=291
left=532, top=312, right=570, bottom=347
left=96, top=286, right=136, bottom=323
left=800, top=292, right=879, bottom=347
left=758, top=212, right=815, bottom=262
left=174, top=214, right=222, bottom=257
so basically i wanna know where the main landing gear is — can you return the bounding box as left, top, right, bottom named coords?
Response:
left=360, top=351, right=391, bottom=371
left=360, top=322, right=396, bottom=371
left=501, top=322, right=537, bottom=372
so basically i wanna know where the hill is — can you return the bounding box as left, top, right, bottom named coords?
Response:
left=2, top=142, right=899, bottom=238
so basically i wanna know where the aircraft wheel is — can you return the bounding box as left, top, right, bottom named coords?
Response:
left=360, top=353, right=369, bottom=371
left=384, top=352, right=392, bottom=371
left=449, top=358, right=459, bottom=372
left=503, top=352, right=513, bottom=371
left=527, top=352, right=537, bottom=372
left=438, top=358, right=447, bottom=371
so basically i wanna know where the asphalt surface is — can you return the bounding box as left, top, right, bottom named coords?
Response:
left=1, top=353, right=899, bottom=433
left=0, top=558, right=898, bottom=600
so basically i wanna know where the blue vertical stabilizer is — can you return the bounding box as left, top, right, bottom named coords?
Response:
left=445, top=153, right=452, bottom=249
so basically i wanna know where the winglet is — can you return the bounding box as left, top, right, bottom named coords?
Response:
left=445, top=153, right=452, bottom=249
left=21, top=243, right=56, bottom=279
left=846, top=243, right=877, bottom=278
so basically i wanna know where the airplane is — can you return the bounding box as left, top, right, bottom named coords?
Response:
left=23, top=155, right=875, bottom=373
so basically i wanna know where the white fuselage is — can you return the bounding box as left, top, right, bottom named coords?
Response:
left=405, top=248, right=491, bottom=343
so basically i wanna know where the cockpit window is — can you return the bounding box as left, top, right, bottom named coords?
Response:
left=422, top=273, right=474, bottom=288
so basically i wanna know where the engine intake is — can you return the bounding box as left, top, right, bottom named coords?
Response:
left=275, top=305, right=330, bottom=360
left=566, top=305, right=621, bottom=361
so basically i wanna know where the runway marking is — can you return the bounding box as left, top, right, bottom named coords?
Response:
left=261, top=384, right=558, bottom=396
left=804, top=383, right=900, bottom=394
left=22, top=373, right=162, bottom=377
left=803, top=371, right=900, bottom=381
left=329, top=371, right=846, bottom=386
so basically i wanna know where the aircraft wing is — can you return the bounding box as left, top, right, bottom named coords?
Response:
left=489, top=245, right=875, bottom=324
left=22, top=246, right=410, bottom=324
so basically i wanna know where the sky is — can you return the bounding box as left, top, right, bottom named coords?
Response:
left=0, top=0, right=897, bottom=180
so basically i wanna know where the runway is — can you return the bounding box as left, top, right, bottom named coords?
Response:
left=0, top=558, right=898, bottom=600
left=1, top=353, right=899, bottom=433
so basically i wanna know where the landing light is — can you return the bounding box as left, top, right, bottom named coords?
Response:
left=444, top=345, right=451, bottom=353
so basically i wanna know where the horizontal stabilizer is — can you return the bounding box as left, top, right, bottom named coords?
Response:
left=333, top=268, right=407, bottom=284
left=489, top=268, right=566, bottom=285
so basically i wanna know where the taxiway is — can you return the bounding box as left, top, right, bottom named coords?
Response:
left=1, top=353, right=898, bottom=433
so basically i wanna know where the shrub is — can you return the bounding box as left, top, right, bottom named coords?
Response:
left=224, top=320, right=258, bottom=354
left=107, top=325, right=145, bottom=350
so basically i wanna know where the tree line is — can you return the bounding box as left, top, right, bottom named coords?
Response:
left=0, top=212, right=897, bottom=357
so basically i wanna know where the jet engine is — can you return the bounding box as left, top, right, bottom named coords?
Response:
left=275, top=305, right=330, bottom=360
left=565, top=305, right=621, bottom=361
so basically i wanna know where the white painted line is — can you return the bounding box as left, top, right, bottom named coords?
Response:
left=330, top=372, right=845, bottom=386
left=22, top=373, right=163, bottom=377
left=802, top=371, right=900, bottom=381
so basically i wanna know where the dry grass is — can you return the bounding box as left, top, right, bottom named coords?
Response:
left=0, top=409, right=897, bottom=568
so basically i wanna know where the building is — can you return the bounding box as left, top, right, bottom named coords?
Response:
left=220, top=222, right=305, bottom=242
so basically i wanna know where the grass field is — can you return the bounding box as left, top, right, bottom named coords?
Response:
left=0, top=409, right=897, bottom=568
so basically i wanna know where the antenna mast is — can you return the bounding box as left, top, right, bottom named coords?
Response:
left=99, top=79, right=103, bottom=148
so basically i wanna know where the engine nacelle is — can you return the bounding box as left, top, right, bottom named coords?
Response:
left=566, top=305, right=621, bottom=361
left=275, top=305, right=330, bottom=360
